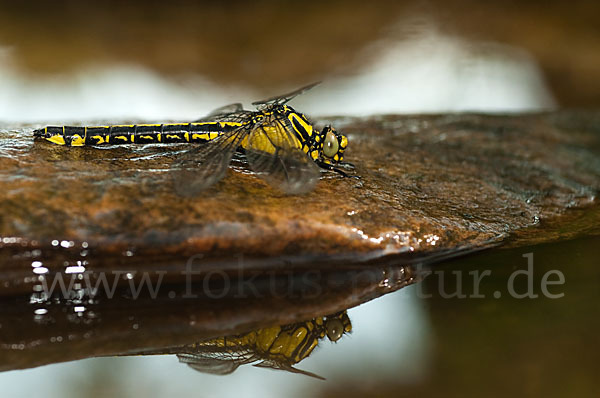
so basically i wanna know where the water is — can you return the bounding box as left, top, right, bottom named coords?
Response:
left=1, top=233, right=597, bottom=397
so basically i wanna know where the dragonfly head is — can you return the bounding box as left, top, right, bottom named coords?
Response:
left=318, top=125, right=347, bottom=165
left=324, top=311, right=352, bottom=342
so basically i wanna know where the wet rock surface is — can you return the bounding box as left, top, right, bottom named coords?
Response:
left=0, top=112, right=599, bottom=295
left=1, top=111, right=599, bottom=372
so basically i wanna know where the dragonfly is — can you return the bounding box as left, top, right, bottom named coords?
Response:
left=128, top=311, right=352, bottom=379
left=33, top=83, right=355, bottom=194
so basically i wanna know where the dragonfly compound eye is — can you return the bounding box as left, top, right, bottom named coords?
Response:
left=326, top=318, right=344, bottom=342
left=323, top=130, right=339, bottom=159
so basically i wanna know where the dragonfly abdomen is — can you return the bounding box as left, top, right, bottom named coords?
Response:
left=34, top=122, right=240, bottom=146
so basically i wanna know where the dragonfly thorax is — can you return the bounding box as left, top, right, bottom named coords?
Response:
left=276, top=105, right=348, bottom=164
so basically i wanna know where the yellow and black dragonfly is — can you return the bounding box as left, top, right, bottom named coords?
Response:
left=129, top=311, right=351, bottom=379
left=33, top=83, right=354, bottom=194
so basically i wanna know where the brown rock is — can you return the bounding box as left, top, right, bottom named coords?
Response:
left=1, top=111, right=599, bottom=372
left=0, top=112, right=598, bottom=297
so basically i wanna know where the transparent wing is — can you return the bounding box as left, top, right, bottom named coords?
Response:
left=177, top=349, right=257, bottom=375
left=253, top=361, right=325, bottom=380
left=171, top=124, right=250, bottom=196
left=245, top=116, right=319, bottom=194
left=252, top=82, right=321, bottom=106
left=177, top=350, right=256, bottom=376
left=194, top=106, right=250, bottom=123
left=183, top=358, right=241, bottom=375
left=208, top=103, right=244, bottom=116
left=177, top=350, right=326, bottom=379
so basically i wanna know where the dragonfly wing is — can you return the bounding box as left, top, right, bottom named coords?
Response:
left=171, top=124, right=249, bottom=196
left=177, top=348, right=256, bottom=375
left=177, top=354, right=242, bottom=376
left=253, top=361, right=326, bottom=380
left=252, top=82, right=321, bottom=106
left=245, top=116, right=319, bottom=194
left=193, top=104, right=247, bottom=122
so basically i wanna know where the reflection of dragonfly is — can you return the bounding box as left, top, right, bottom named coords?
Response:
left=33, top=83, right=355, bottom=194
left=133, top=311, right=351, bottom=379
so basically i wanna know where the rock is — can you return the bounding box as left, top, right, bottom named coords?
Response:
left=0, top=112, right=598, bottom=296
left=1, top=111, right=599, bottom=372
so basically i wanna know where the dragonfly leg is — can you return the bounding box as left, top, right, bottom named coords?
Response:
left=338, top=161, right=355, bottom=170
left=316, top=161, right=360, bottom=179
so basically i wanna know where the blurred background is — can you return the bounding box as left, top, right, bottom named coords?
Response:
left=1, top=1, right=599, bottom=397
left=1, top=0, right=598, bottom=122
left=2, top=236, right=598, bottom=397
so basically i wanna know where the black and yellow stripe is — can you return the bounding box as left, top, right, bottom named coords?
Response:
left=149, top=310, right=354, bottom=378
left=189, top=311, right=351, bottom=366
left=32, top=101, right=351, bottom=182
left=33, top=122, right=242, bottom=146
left=279, top=311, right=351, bottom=363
